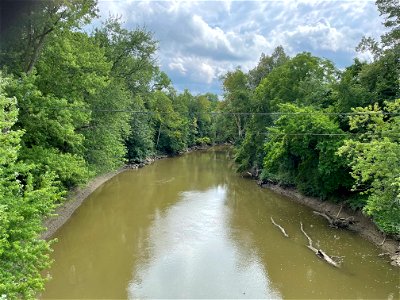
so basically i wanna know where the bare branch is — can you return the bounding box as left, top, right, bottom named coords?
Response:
left=271, top=217, right=289, bottom=237
left=300, top=222, right=340, bottom=268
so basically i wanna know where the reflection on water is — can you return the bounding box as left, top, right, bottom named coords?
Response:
left=128, top=186, right=279, bottom=299
left=42, top=147, right=399, bottom=299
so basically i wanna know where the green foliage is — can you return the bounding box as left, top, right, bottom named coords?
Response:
left=83, top=79, right=131, bottom=173
left=0, top=73, right=61, bottom=298
left=221, top=68, right=251, bottom=141
left=8, top=73, right=92, bottom=188
left=248, top=45, right=289, bottom=89
left=126, top=96, right=155, bottom=162
left=0, top=0, right=98, bottom=73
left=22, top=146, right=91, bottom=189
left=338, top=100, right=400, bottom=234
left=94, top=18, right=157, bottom=94
left=144, top=91, right=186, bottom=154
left=255, top=52, right=337, bottom=110
left=333, top=53, right=399, bottom=118
left=261, top=104, right=352, bottom=198
left=376, top=0, right=400, bottom=48
left=195, top=136, right=211, bottom=146
left=235, top=51, right=338, bottom=172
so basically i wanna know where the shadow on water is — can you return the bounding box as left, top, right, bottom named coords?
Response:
left=42, top=147, right=399, bottom=299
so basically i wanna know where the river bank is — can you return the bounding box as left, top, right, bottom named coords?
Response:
left=41, top=146, right=399, bottom=267
left=41, top=157, right=161, bottom=240
left=260, top=182, right=400, bottom=267
left=41, top=168, right=125, bottom=240
left=41, top=145, right=215, bottom=240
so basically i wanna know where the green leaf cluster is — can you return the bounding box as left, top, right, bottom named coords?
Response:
left=338, top=100, right=400, bottom=234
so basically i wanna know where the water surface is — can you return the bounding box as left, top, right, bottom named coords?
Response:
left=42, top=148, right=399, bottom=299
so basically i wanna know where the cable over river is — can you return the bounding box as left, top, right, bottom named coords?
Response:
left=42, top=147, right=399, bottom=299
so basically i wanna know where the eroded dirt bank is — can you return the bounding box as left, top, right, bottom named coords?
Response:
left=40, top=146, right=213, bottom=240
left=41, top=168, right=126, bottom=240
left=262, top=183, right=400, bottom=267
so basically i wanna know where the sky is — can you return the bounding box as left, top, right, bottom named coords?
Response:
left=94, top=0, right=386, bottom=95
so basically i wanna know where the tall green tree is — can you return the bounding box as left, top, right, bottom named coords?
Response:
left=338, top=100, right=400, bottom=234
left=8, top=74, right=91, bottom=188
left=248, top=46, right=289, bottom=89
left=234, top=52, right=338, bottom=172
left=0, top=73, right=61, bottom=298
left=262, top=104, right=352, bottom=198
left=221, top=68, right=251, bottom=141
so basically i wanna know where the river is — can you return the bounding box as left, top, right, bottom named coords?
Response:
left=42, top=147, right=399, bottom=299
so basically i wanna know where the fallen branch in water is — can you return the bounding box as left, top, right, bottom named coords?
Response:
left=313, top=211, right=356, bottom=229
left=271, top=217, right=289, bottom=237
left=300, top=222, right=340, bottom=268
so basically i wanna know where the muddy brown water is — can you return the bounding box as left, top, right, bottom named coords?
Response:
left=42, top=147, right=399, bottom=299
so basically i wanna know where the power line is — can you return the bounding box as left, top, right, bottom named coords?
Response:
left=21, top=106, right=400, bottom=116
left=264, top=132, right=400, bottom=136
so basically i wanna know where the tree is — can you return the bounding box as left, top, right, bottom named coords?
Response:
left=8, top=73, right=91, bottom=188
left=338, top=99, right=400, bottom=234
left=0, top=0, right=98, bottom=73
left=94, top=18, right=157, bottom=94
left=221, top=68, right=251, bottom=140
left=0, top=73, right=61, bottom=298
left=262, top=104, right=352, bottom=198
left=356, top=0, right=399, bottom=58
left=248, top=46, right=289, bottom=89
left=147, top=91, right=187, bottom=154
left=255, top=52, right=338, bottom=111
left=375, top=0, right=399, bottom=48
left=234, top=53, right=338, bottom=172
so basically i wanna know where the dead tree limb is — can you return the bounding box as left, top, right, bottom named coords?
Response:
left=271, top=217, right=289, bottom=238
left=300, top=222, right=340, bottom=268
left=313, top=211, right=332, bottom=223
left=313, top=211, right=356, bottom=229
left=336, top=205, right=343, bottom=218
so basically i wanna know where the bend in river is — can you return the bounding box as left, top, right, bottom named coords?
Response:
left=42, top=147, right=399, bottom=299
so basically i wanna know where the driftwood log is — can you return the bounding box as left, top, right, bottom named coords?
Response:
left=313, top=211, right=356, bottom=229
left=300, top=222, right=341, bottom=268
left=271, top=217, right=289, bottom=237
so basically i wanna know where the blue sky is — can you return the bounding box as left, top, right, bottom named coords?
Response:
left=95, top=0, right=386, bottom=95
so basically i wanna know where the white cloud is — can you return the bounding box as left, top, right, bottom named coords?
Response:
left=286, top=20, right=347, bottom=52
left=96, top=0, right=386, bottom=95
left=168, top=61, right=187, bottom=74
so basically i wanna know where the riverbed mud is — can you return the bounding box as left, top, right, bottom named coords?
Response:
left=261, top=183, right=400, bottom=267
